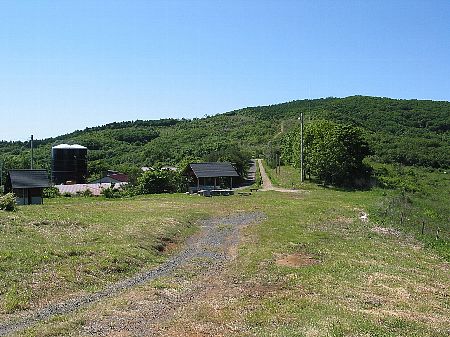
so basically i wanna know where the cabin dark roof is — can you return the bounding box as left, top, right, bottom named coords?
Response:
left=8, top=170, right=50, bottom=189
left=188, top=162, right=239, bottom=178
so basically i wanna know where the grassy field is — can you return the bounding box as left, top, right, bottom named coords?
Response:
left=0, top=195, right=225, bottom=317
left=226, top=191, right=448, bottom=336
left=1, top=187, right=449, bottom=336
left=265, top=162, right=450, bottom=260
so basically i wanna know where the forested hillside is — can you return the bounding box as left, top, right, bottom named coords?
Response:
left=236, top=96, right=449, bottom=168
left=1, top=96, right=449, bottom=182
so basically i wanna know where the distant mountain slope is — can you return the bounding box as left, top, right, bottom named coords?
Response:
left=235, top=96, right=450, bottom=168
left=1, top=96, right=449, bottom=182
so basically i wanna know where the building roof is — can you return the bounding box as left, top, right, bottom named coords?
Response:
left=108, top=173, right=129, bottom=182
left=188, top=162, right=239, bottom=178
left=89, top=173, right=128, bottom=184
left=8, top=170, right=50, bottom=189
left=52, top=144, right=87, bottom=149
left=55, top=182, right=127, bottom=196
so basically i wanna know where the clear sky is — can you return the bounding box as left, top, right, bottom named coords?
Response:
left=0, top=0, right=449, bottom=141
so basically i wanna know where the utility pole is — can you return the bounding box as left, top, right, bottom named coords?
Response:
left=30, top=135, right=34, bottom=169
left=299, top=113, right=304, bottom=183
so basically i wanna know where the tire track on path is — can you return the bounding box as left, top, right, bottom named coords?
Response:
left=0, top=212, right=265, bottom=336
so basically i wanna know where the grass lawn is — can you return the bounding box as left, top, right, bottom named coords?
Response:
left=1, top=188, right=449, bottom=336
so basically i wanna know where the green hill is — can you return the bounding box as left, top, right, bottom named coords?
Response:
left=1, top=96, right=449, bottom=182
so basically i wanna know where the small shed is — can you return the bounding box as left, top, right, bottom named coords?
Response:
left=5, top=170, right=50, bottom=205
left=185, top=162, right=239, bottom=192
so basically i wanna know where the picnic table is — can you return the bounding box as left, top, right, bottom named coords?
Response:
left=198, top=189, right=234, bottom=197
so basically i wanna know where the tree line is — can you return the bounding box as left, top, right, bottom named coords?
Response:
left=1, top=96, right=448, bottom=186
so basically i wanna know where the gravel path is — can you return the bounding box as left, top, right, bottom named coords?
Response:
left=0, top=212, right=264, bottom=336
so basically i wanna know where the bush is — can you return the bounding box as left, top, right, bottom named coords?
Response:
left=0, top=193, right=17, bottom=211
left=76, top=189, right=93, bottom=197
left=101, top=186, right=130, bottom=198
left=101, top=187, right=118, bottom=198
left=137, top=170, right=186, bottom=194
left=43, top=187, right=60, bottom=198
left=102, top=184, right=138, bottom=198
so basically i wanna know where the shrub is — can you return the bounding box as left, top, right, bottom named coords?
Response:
left=81, top=189, right=93, bottom=197
left=76, top=189, right=93, bottom=197
left=0, top=193, right=17, bottom=211
left=43, top=187, right=60, bottom=198
left=137, top=170, right=186, bottom=194
left=102, top=184, right=138, bottom=198
left=102, top=187, right=121, bottom=198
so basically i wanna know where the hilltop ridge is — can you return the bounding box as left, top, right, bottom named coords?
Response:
left=0, top=96, right=449, bottom=181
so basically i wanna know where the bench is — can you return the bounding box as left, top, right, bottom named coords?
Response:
left=250, top=188, right=259, bottom=192
left=238, top=192, right=252, bottom=196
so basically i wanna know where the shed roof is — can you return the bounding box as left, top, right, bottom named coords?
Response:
left=9, top=170, right=50, bottom=189
left=189, top=162, right=239, bottom=178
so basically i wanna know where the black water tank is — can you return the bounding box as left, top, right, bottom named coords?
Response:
left=51, top=144, right=88, bottom=184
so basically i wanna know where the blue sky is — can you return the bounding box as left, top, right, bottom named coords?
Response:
left=0, top=0, right=449, bottom=141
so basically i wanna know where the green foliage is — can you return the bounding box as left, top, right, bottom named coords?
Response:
left=369, top=163, right=450, bottom=260
left=204, top=145, right=251, bottom=177
left=264, top=141, right=282, bottom=169
left=0, top=96, right=448, bottom=186
left=76, top=189, right=93, bottom=197
left=101, top=185, right=138, bottom=198
left=101, top=187, right=121, bottom=199
left=137, top=170, right=186, bottom=194
left=43, top=187, right=61, bottom=198
left=282, top=120, right=372, bottom=187
left=0, top=192, right=16, bottom=211
left=240, top=96, right=450, bottom=169
left=176, top=156, right=202, bottom=172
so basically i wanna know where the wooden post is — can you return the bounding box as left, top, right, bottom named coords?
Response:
left=421, top=221, right=425, bottom=235
left=275, top=154, right=279, bottom=174
left=214, top=177, right=217, bottom=189
left=230, top=177, right=233, bottom=189
left=278, top=154, right=281, bottom=174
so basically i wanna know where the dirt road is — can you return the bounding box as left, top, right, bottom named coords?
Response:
left=0, top=212, right=264, bottom=336
left=257, top=159, right=303, bottom=193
